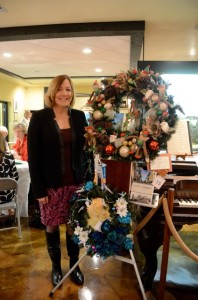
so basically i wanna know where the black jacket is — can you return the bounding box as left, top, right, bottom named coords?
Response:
left=28, top=107, right=90, bottom=199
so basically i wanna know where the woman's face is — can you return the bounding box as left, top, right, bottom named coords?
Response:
left=14, top=127, right=24, bottom=140
left=54, top=79, right=73, bottom=108
left=1, top=130, right=8, bottom=138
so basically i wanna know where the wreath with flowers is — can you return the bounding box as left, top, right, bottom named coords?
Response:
left=85, top=66, right=184, bottom=163
left=68, top=181, right=134, bottom=259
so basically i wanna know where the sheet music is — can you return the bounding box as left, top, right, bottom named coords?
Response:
left=167, top=120, right=192, bottom=155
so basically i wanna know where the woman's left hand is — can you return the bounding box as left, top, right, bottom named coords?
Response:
left=37, top=196, right=48, bottom=204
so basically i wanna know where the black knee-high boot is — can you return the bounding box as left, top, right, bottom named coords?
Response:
left=45, top=230, right=62, bottom=286
left=66, top=231, right=84, bottom=285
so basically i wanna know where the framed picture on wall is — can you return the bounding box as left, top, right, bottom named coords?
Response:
left=14, top=99, right=18, bottom=112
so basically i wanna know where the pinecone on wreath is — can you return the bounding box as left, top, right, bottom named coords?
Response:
left=98, top=135, right=110, bottom=145
left=104, top=85, right=118, bottom=100
left=84, top=66, right=184, bottom=163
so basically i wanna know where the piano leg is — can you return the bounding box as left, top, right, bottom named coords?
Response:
left=137, top=225, right=164, bottom=291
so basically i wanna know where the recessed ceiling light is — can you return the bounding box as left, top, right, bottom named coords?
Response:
left=95, top=68, right=102, bottom=73
left=190, top=47, right=196, bottom=56
left=82, top=48, right=92, bottom=54
left=3, top=52, right=12, bottom=58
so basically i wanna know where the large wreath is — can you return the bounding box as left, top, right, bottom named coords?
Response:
left=69, top=182, right=134, bottom=259
left=85, top=67, right=184, bottom=163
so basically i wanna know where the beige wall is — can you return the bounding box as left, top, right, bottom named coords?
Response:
left=0, top=76, right=26, bottom=141
left=26, top=87, right=45, bottom=111
left=0, top=74, right=129, bottom=144
left=0, top=74, right=96, bottom=142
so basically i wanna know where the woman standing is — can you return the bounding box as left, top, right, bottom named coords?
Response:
left=28, top=74, right=93, bottom=287
left=20, top=110, right=32, bottom=130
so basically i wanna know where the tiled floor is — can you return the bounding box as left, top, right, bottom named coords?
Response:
left=0, top=216, right=197, bottom=300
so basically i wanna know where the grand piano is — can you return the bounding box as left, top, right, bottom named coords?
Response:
left=135, top=160, right=198, bottom=292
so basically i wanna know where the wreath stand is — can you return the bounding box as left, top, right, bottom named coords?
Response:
left=49, top=244, right=147, bottom=300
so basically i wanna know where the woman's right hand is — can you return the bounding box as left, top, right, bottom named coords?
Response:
left=37, top=196, right=48, bottom=204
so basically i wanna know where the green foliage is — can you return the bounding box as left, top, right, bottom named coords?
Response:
left=85, top=68, right=184, bottom=163
left=68, top=183, right=135, bottom=259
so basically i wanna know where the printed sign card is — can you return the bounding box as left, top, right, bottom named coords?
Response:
left=152, top=175, right=166, bottom=190
left=149, top=154, right=172, bottom=172
left=130, top=182, right=155, bottom=207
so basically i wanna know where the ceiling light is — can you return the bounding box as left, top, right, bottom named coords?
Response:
left=190, top=47, right=196, bottom=56
left=3, top=52, right=12, bottom=58
left=82, top=48, right=92, bottom=54
left=95, top=68, right=102, bottom=73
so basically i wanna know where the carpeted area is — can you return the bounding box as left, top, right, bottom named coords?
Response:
left=154, top=224, right=198, bottom=294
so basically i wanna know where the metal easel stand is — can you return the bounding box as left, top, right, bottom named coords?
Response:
left=114, top=249, right=147, bottom=300
left=49, top=252, right=87, bottom=297
left=49, top=249, right=147, bottom=300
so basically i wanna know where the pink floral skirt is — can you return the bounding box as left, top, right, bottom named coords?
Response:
left=39, top=185, right=79, bottom=226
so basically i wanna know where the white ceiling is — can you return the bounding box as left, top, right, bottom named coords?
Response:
left=0, top=36, right=131, bottom=78
left=0, top=0, right=197, bottom=80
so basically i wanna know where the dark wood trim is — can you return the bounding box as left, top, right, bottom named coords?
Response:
left=138, top=61, right=198, bottom=74
left=0, top=66, right=116, bottom=81
left=0, top=21, right=145, bottom=80
left=0, top=21, right=145, bottom=41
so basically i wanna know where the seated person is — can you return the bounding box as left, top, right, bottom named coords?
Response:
left=12, top=123, right=28, bottom=161
left=0, top=132, right=19, bottom=204
left=0, top=125, right=9, bottom=151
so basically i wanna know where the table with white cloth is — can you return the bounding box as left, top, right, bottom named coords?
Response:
left=15, top=160, right=30, bottom=217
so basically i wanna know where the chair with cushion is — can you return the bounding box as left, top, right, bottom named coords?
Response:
left=0, top=178, right=22, bottom=238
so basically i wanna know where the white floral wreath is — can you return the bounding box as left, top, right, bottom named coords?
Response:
left=69, top=181, right=133, bottom=259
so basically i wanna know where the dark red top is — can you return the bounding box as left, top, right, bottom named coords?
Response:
left=61, top=128, right=75, bottom=186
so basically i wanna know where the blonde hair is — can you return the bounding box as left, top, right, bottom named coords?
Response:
left=0, top=125, right=8, bottom=136
left=13, top=123, right=27, bottom=135
left=0, top=132, right=6, bottom=163
left=24, top=110, right=32, bottom=118
left=45, top=74, right=75, bottom=108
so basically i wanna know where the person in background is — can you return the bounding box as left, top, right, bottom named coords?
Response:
left=0, top=132, right=19, bottom=204
left=28, top=74, right=94, bottom=287
left=12, top=123, right=28, bottom=161
left=21, top=110, right=32, bottom=130
left=0, top=125, right=9, bottom=151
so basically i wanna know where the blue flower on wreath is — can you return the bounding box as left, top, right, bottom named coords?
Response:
left=107, top=231, right=125, bottom=245
left=123, top=237, right=133, bottom=250
left=96, top=240, right=119, bottom=259
left=69, top=182, right=134, bottom=259
left=69, top=192, right=79, bottom=203
left=85, top=181, right=94, bottom=191
left=101, top=219, right=112, bottom=233
left=91, top=231, right=105, bottom=243
left=115, top=226, right=129, bottom=235
left=117, top=212, right=132, bottom=224
left=72, top=234, right=80, bottom=244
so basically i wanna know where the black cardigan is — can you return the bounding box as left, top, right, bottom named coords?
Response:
left=27, top=107, right=88, bottom=199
